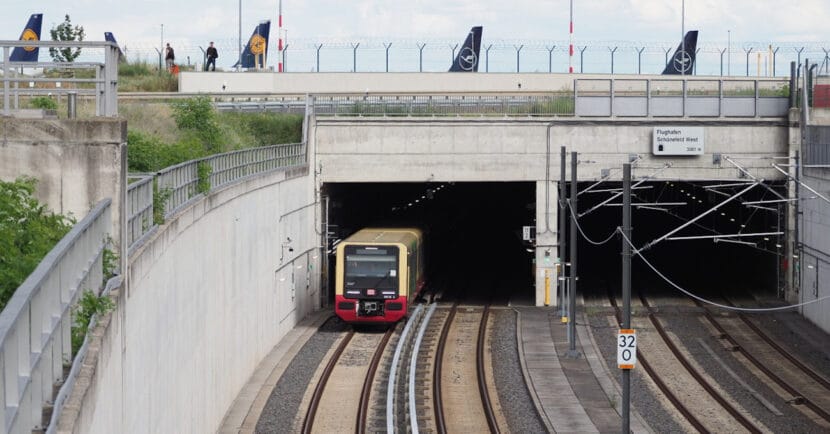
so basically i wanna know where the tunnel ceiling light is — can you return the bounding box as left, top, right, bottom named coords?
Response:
left=730, top=218, right=735, bottom=222
left=776, top=244, right=782, bottom=248
left=721, top=212, right=726, bottom=216
left=764, top=237, right=770, bottom=241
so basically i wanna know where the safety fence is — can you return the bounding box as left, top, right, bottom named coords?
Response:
left=215, top=79, right=791, bottom=118
left=127, top=142, right=306, bottom=253
left=0, top=40, right=120, bottom=117
left=0, top=199, right=111, bottom=434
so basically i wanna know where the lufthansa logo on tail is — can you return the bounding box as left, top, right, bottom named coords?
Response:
left=674, top=50, right=692, bottom=73
left=457, top=47, right=477, bottom=71
left=21, top=29, right=38, bottom=52
left=250, top=34, right=267, bottom=55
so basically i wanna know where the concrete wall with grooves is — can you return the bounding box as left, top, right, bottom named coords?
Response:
left=70, top=168, right=320, bottom=433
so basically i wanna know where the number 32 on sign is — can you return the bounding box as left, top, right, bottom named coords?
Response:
left=617, top=329, right=637, bottom=369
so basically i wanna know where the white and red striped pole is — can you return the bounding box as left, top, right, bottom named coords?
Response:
left=278, top=0, right=284, bottom=72
left=568, top=0, right=574, bottom=73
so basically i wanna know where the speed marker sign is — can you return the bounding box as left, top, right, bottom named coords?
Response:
left=617, top=329, right=637, bottom=369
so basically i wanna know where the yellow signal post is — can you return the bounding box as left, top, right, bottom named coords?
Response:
left=544, top=269, right=550, bottom=306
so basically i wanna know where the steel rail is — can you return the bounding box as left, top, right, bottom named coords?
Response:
left=476, top=304, right=500, bottom=434
left=606, top=287, right=708, bottom=433
left=357, top=327, right=395, bottom=433
left=433, top=303, right=459, bottom=434
left=639, top=293, right=762, bottom=433
left=693, top=297, right=830, bottom=422
left=301, top=330, right=355, bottom=434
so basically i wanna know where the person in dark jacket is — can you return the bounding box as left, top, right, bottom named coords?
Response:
left=205, top=41, right=218, bottom=71
left=165, top=43, right=175, bottom=71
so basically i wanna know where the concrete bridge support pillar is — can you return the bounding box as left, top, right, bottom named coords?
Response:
left=535, top=179, right=560, bottom=306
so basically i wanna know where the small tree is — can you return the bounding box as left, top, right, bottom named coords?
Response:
left=49, top=14, right=85, bottom=62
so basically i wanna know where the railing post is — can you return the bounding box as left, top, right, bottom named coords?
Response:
left=68, top=92, right=77, bottom=119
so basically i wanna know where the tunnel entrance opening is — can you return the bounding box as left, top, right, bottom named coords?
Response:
left=573, top=180, right=787, bottom=304
left=324, top=182, right=536, bottom=305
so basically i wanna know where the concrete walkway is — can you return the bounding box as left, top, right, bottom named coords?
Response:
left=218, top=309, right=332, bottom=434
left=517, top=307, right=651, bottom=434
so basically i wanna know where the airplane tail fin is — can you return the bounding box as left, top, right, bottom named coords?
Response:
left=233, top=20, right=271, bottom=69
left=104, top=32, right=125, bottom=61
left=662, top=30, right=698, bottom=75
left=449, top=26, right=482, bottom=72
left=10, top=14, right=43, bottom=62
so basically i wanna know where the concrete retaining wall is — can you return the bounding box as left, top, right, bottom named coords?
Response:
left=0, top=117, right=127, bottom=252
left=800, top=170, right=830, bottom=332
left=66, top=168, right=320, bottom=433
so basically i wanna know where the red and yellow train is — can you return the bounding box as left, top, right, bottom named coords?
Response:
left=334, top=228, right=424, bottom=324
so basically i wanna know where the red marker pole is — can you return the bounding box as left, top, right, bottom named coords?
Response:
left=568, top=0, right=574, bottom=73
left=278, top=0, right=284, bottom=72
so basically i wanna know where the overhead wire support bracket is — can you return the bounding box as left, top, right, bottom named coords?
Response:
left=634, top=181, right=760, bottom=255
left=665, top=231, right=783, bottom=241
left=579, top=162, right=671, bottom=218
left=578, top=155, right=642, bottom=197
left=772, top=164, right=830, bottom=205
left=723, top=156, right=786, bottom=200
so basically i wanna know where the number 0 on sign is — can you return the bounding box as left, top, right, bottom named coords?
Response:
left=617, top=329, right=637, bottom=369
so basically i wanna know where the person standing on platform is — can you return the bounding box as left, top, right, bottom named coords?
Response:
left=165, top=43, right=175, bottom=71
left=205, top=41, right=218, bottom=71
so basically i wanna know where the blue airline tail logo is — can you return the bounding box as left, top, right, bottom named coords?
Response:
left=662, top=30, right=698, bottom=75
left=11, top=14, right=43, bottom=62
left=234, top=21, right=271, bottom=69
left=449, top=26, right=483, bottom=72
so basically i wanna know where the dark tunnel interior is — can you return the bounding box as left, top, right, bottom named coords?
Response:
left=323, top=180, right=786, bottom=305
left=575, top=180, right=786, bottom=302
left=324, top=182, right=536, bottom=304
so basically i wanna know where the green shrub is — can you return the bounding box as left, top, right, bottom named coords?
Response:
left=30, top=96, right=58, bottom=110
left=71, top=290, right=115, bottom=356
left=171, top=97, right=223, bottom=152
left=127, top=130, right=207, bottom=172
left=196, top=161, right=212, bottom=195
left=153, top=182, right=172, bottom=225
left=0, top=177, right=74, bottom=311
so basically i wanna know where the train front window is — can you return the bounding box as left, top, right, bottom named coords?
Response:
left=344, top=246, right=399, bottom=298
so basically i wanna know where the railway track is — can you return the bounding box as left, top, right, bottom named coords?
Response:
left=300, top=327, right=394, bottom=434
left=693, top=296, right=830, bottom=427
left=606, top=287, right=767, bottom=433
left=410, top=302, right=501, bottom=433
left=636, top=291, right=763, bottom=433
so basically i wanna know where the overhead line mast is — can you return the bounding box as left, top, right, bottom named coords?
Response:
left=278, top=0, right=284, bottom=72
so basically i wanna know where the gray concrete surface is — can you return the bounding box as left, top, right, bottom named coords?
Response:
left=61, top=168, right=321, bottom=434
left=0, top=116, right=127, bottom=254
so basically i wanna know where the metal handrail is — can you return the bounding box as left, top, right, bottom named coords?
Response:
left=0, top=199, right=111, bottom=433
left=127, top=142, right=307, bottom=254
left=1, top=40, right=120, bottom=117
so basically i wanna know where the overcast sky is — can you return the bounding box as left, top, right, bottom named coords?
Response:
left=3, top=0, right=829, bottom=74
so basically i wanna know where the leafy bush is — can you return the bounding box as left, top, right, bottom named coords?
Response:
left=171, top=97, right=223, bottom=152
left=71, top=290, right=114, bottom=356
left=30, top=96, right=58, bottom=110
left=127, top=130, right=207, bottom=172
left=0, top=177, right=74, bottom=311
left=196, top=161, right=212, bottom=195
